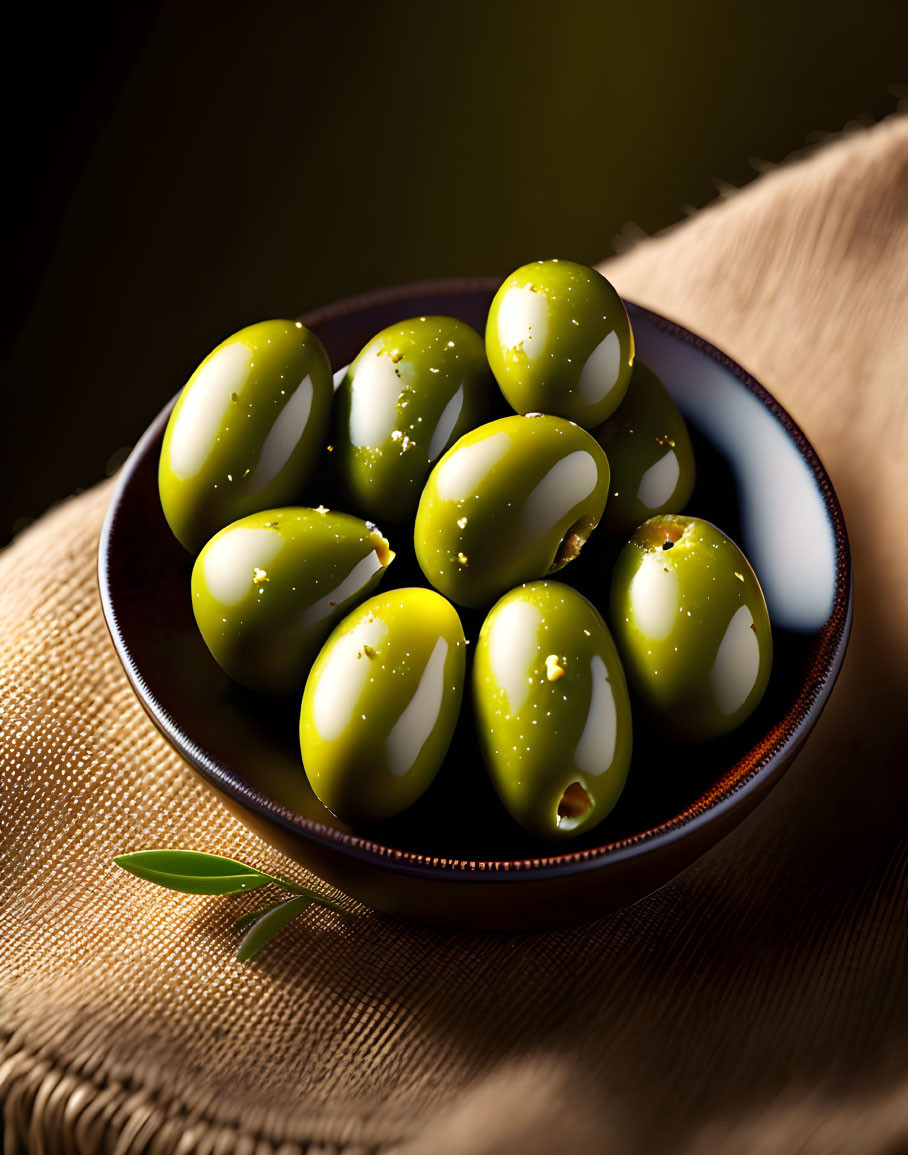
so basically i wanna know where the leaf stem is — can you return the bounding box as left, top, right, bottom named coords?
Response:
left=268, top=880, right=353, bottom=916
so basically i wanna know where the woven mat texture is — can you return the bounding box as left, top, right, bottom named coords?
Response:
left=2, top=116, right=907, bottom=1155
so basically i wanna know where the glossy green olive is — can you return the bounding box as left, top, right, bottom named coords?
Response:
left=191, top=507, right=394, bottom=695
left=592, top=361, right=696, bottom=536
left=160, top=320, right=333, bottom=552
left=333, top=316, right=490, bottom=521
left=609, top=515, right=772, bottom=740
left=300, top=588, right=466, bottom=823
left=485, top=259, right=634, bottom=428
left=473, top=581, right=632, bottom=840
left=414, top=414, right=610, bottom=609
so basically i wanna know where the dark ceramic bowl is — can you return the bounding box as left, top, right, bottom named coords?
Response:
left=98, top=277, right=852, bottom=931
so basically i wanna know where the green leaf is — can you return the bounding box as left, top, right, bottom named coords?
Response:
left=236, top=895, right=314, bottom=962
left=113, top=850, right=273, bottom=895
left=232, top=899, right=290, bottom=934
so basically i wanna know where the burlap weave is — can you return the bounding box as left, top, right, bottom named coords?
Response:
left=2, top=117, right=907, bottom=1155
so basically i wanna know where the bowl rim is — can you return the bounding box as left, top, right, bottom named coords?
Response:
left=98, top=276, right=853, bottom=883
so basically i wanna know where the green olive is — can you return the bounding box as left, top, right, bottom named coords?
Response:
left=332, top=316, right=490, bottom=522
left=159, top=320, right=333, bottom=552
left=300, top=588, right=466, bottom=823
left=191, top=507, right=394, bottom=695
left=592, top=361, right=696, bottom=536
left=473, top=580, right=632, bottom=840
left=609, top=515, right=772, bottom=740
left=414, top=414, right=610, bottom=609
left=485, top=259, right=634, bottom=428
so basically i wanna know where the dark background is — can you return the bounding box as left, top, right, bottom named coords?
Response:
left=3, top=0, right=906, bottom=546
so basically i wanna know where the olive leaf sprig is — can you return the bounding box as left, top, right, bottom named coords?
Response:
left=113, top=849, right=353, bottom=962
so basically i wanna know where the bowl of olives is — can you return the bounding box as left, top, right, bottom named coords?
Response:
left=99, top=265, right=852, bottom=931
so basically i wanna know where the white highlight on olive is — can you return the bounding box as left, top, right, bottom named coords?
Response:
left=573, top=654, right=617, bottom=775
left=427, top=387, right=464, bottom=463
left=248, top=376, right=314, bottom=493
left=310, top=618, right=389, bottom=743
left=386, top=637, right=449, bottom=776
left=578, top=330, right=620, bottom=405
left=298, top=550, right=385, bottom=629
left=168, top=343, right=253, bottom=479
left=495, top=285, right=548, bottom=360
left=487, top=598, right=542, bottom=715
left=434, top=432, right=510, bottom=501
left=629, top=556, right=681, bottom=640
left=348, top=358, right=404, bottom=448
left=201, top=526, right=283, bottom=607
left=635, top=448, right=680, bottom=509
left=709, top=604, right=761, bottom=715
left=522, top=450, right=599, bottom=534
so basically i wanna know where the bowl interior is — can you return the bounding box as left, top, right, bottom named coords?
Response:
left=100, top=282, right=849, bottom=870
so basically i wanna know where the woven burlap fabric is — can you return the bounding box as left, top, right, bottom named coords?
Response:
left=2, top=116, right=907, bottom=1155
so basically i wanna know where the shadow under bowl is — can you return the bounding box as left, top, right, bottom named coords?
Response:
left=98, top=277, right=852, bottom=931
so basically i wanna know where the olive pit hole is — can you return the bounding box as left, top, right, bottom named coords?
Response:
left=557, top=781, right=592, bottom=830
left=549, top=517, right=595, bottom=572
left=636, top=520, right=686, bottom=551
